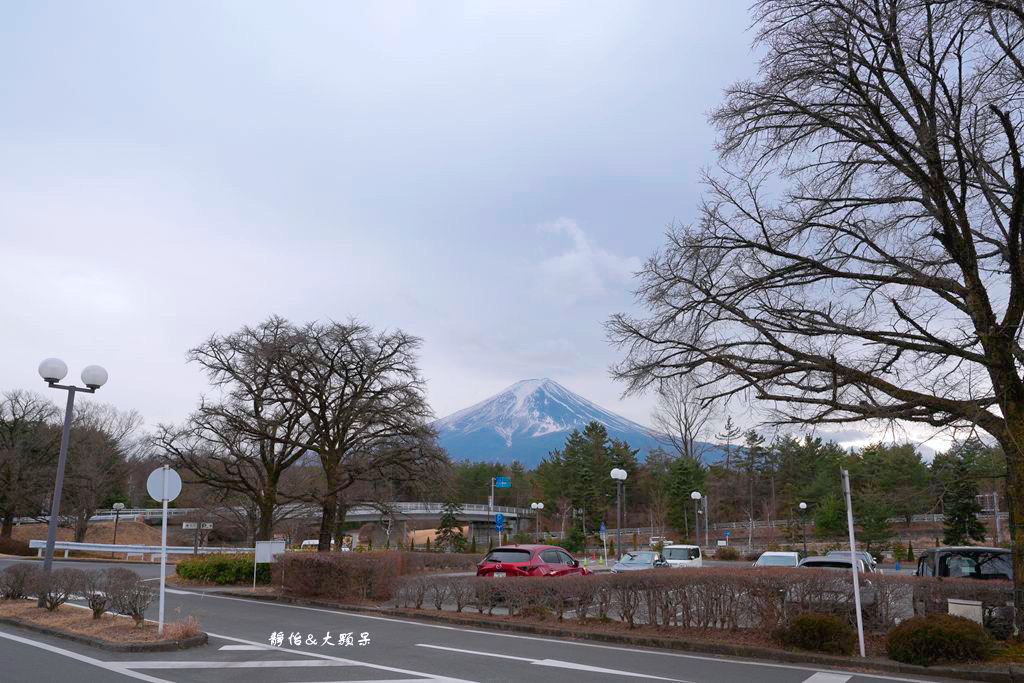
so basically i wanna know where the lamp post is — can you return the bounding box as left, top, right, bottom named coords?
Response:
left=690, top=491, right=702, bottom=546
left=111, top=502, right=125, bottom=557
left=610, top=468, right=627, bottom=560
left=799, top=502, right=808, bottom=557
left=530, top=502, right=544, bottom=538
left=37, top=358, right=107, bottom=597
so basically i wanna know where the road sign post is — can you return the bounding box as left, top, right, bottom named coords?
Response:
left=146, top=466, right=182, bottom=636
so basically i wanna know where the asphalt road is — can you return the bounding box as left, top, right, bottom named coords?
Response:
left=0, top=558, right=959, bottom=683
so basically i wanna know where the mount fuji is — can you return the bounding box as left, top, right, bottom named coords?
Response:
left=433, top=378, right=674, bottom=467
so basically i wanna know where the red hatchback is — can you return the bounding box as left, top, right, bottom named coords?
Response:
left=476, top=544, right=592, bottom=577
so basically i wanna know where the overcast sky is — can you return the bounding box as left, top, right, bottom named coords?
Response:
left=0, top=2, right=949, bottom=454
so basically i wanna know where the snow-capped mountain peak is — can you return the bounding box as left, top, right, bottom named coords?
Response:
left=433, top=378, right=663, bottom=465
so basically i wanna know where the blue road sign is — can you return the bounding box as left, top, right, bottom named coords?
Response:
left=724, top=530, right=732, bottom=537
left=495, top=477, right=511, bottom=488
left=495, top=513, right=505, bottom=531
left=600, top=521, right=607, bottom=533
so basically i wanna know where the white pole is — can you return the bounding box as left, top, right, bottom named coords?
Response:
left=158, top=465, right=168, bottom=635
left=841, top=468, right=865, bottom=657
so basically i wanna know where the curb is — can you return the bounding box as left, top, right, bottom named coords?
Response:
left=213, top=590, right=1017, bottom=683
left=0, top=615, right=208, bottom=652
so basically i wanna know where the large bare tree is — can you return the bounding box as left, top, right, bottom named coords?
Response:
left=608, top=0, right=1024, bottom=622
left=651, top=375, right=717, bottom=462
left=156, top=316, right=311, bottom=542
left=276, top=320, right=443, bottom=551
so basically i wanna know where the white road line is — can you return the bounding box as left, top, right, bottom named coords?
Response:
left=415, top=644, right=689, bottom=681
left=119, top=660, right=356, bottom=669
left=218, top=644, right=268, bottom=650
left=196, top=594, right=937, bottom=683
left=803, top=675, right=852, bottom=683
left=0, top=629, right=173, bottom=683
left=206, top=631, right=480, bottom=683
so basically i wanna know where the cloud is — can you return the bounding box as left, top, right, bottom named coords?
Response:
left=535, top=218, right=641, bottom=305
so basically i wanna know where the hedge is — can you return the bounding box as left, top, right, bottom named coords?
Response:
left=273, top=552, right=404, bottom=601
left=176, top=554, right=270, bottom=585
left=777, top=612, right=856, bottom=655
left=0, top=538, right=32, bottom=556
left=887, top=614, right=992, bottom=665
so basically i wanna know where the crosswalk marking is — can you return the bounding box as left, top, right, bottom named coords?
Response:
left=802, top=674, right=852, bottom=683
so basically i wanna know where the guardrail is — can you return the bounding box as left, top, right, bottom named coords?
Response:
left=28, top=540, right=255, bottom=561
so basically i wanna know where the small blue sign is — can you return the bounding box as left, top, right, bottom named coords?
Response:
left=724, top=530, right=732, bottom=537
left=495, top=513, right=505, bottom=531
left=495, top=477, right=511, bottom=488
left=600, top=521, right=607, bottom=534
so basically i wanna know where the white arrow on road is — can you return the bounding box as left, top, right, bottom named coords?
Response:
left=416, top=644, right=691, bottom=681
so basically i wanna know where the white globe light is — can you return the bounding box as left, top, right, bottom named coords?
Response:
left=112, top=502, right=125, bottom=510
left=799, top=501, right=808, bottom=510
left=38, top=358, right=68, bottom=383
left=537, top=502, right=544, bottom=510
left=691, top=491, right=702, bottom=500
left=610, top=467, right=627, bottom=481
left=81, top=365, right=108, bottom=389
left=531, top=502, right=538, bottom=510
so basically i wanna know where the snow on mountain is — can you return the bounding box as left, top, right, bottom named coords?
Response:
left=433, top=378, right=674, bottom=466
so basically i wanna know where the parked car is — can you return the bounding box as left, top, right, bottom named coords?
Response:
left=826, top=549, right=877, bottom=570
left=752, top=551, right=800, bottom=568
left=476, top=545, right=592, bottom=578
left=915, top=547, right=1012, bottom=580
left=798, top=556, right=871, bottom=573
left=610, top=551, right=669, bottom=573
left=662, top=544, right=702, bottom=568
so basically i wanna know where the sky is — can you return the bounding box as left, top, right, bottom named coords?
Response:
left=0, top=2, right=950, bottom=455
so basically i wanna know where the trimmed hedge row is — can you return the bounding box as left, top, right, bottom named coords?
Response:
left=273, top=553, right=404, bottom=601
left=176, top=555, right=270, bottom=585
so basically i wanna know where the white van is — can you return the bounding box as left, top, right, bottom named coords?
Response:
left=662, top=544, right=703, bottom=568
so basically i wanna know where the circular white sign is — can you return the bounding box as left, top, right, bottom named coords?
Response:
left=146, top=467, right=182, bottom=503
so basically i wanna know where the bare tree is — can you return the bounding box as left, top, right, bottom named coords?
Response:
left=608, top=0, right=1024, bottom=622
left=0, top=391, right=58, bottom=536
left=155, top=317, right=311, bottom=542
left=63, top=403, right=141, bottom=541
left=651, top=375, right=717, bottom=462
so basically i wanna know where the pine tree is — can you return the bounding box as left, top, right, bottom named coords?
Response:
left=716, top=417, right=742, bottom=471
left=425, top=537, right=431, bottom=552
left=906, top=540, right=914, bottom=562
left=814, top=494, right=847, bottom=540
left=436, top=501, right=467, bottom=552
left=942, top=459, right=986, bottom=545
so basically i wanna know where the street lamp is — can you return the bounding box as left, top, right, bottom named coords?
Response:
left=37, top=358, right=107, bottom=597
left=111, top=502, right=126, bottom=555
left=690, top=491, right=702, bottom=546
left=530, top=502, right=544, bottom=538
left=610, top=468, right=627, bottom=560
left=799, top=501, right=808, bottom=557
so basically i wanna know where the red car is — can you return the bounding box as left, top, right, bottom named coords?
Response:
left=476, top=544, right=593, bottom=577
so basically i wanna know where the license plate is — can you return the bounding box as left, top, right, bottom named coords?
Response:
left=492, top=572, right=506, bottom=578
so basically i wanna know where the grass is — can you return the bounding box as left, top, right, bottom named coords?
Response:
left=0, top=599, right=201, bottom=643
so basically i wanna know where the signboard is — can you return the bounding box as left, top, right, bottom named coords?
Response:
left=200, top=522, right=213, bottom=530
left=599, top=521, right=607, bottom=540
left=717, top=540, right=727, bottom=547
left=255, top=540, right=286, bottom=564
left=495, top=513, right=505, bottom=531
left=182, top=522, right=197, bottom=530
left=494, top=477, right=511, bottom=488
left=724, top=530, right=732, bottom=537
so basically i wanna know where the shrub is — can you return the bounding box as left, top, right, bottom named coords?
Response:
left=0, top=538, right=32, bottom=556
left=82, top=570, right=113, bottom=619
left=777, top=612, right=856, bottom=655
left=32, top=568, right=86, bottom=611
left=163, top=615, right=202, bottom=640
left=0, top=564, right=39, bottom=599
left=886, top=614, right=992, bottom=666
left=274, top=552, right=402, bottom=601
left=112, top=578, right=156, bottom=626
left=716, top=546, right=740, bottom=561
left=176, top=554, right=270, bottom=585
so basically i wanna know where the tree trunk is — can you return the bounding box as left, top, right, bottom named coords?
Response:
left=256, top=499, right=275, bottom=542
left=318, top=495, right=337, bottom=552
left=75, top=513, right=89, bottom=542
left=1, top=511, right=13, bottom=538
left=1000, top=421, right=1024, bottom=636
left=332, top=501, right=349, bottom=548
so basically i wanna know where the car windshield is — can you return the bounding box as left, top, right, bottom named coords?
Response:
left=757, top=555, right=796, bottom=566
left=939, top=551, right=1012, bottom=580
left=620, top=552, right=656, bottom=564
left=664, top=548, right=699, bottom=560
left=483, top=549, right=532, bottom=563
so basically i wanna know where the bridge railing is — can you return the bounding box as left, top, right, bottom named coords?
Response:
left=28, top=539, right=254, bottom=560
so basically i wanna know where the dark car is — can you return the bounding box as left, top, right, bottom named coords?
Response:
left=476, top=545, right=592, bottom=578
left=915, top=547, right=1012, bottom=580
left=610, top=551, right=669, bottom=573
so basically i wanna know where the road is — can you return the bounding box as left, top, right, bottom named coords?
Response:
left=0, top=558, right=957, bottom=683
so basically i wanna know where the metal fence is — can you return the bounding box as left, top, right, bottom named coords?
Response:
left=27, top=539, right=254, bottom=560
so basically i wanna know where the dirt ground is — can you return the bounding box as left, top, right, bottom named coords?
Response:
left=0, top=599, right=200, bottom=642
left=10, top=520, right=161, bottom=546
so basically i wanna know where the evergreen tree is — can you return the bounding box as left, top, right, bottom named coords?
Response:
left=436, top=501, right=467, bottom=552
left=942, top=458, right=986, bottom=545
left=716, top=417, right=742, bottom=471
left=814, top=494, right=847, bottom=541
left=666, top=455, right=705, bottom=539
left=855, top=495, right=895, bottom=552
